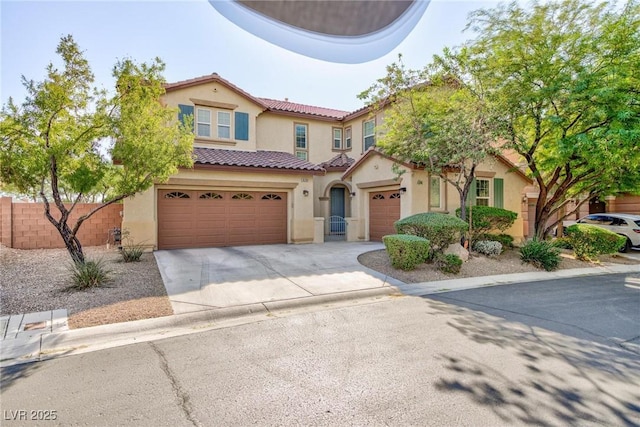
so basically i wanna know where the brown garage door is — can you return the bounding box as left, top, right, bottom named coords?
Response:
left=369, top=190, right=401, bottom=241
left=157, top=190, right=287, bottom=249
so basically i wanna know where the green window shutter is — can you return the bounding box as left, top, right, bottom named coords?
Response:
left=493, top=178, right=504, bottom=208
left=178, top=104, right=194, bottom=130
left=235, top=112, right=249, bottom=141
left=466, top=178, right=477, bottom=206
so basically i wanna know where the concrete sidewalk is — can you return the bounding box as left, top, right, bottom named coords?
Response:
left=2, top=244, right=639, bottom=368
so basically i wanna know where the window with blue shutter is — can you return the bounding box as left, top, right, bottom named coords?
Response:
left=235, top=112, right=249, bottom=141
left=493, top=178, right=504, bottom=208
left=178, top=104, right=194, bottom=131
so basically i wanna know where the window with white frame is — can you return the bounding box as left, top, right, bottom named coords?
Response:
left=333, top=128, right=342, bottom=150
left=345, top=127, right=352, bottom=149
left=295, top=123, right=308, bottom=160
left=476, top=178, right=490, bottom=206
left=196, top=108, right=211, bottom=137
left=217, top=111, right=231, bottom=139
left=430, top=176, right=443, bottom=209
left=363, top=119, right=375, bottom=151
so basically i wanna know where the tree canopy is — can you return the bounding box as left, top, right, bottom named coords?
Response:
left=0, top=35, right=194, bottom=263
left=359, top=55, right=502, bottom=221
left=464, top=0, right=640, bottom=237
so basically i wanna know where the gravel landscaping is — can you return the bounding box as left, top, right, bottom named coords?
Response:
left=358, top=248, right=640, bottom=284
left=0, top=245, right=172, bottom=329
left=2, top=243, right=637, bottom=330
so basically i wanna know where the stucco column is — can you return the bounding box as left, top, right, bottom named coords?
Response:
left=313, top=217, right=325, bottom=243
left=1, top=197, right=13, bottom=248
left=346, top=218, right=360, bottom=242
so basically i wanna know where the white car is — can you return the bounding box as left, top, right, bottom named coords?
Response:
left=574, top=213, right=640, bottom=252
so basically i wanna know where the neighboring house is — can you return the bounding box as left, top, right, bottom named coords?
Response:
left=123, top=74, right=532, bottom=250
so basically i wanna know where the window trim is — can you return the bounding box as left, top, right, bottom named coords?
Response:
left=363, top=119, right=375, bottom=151
left=294, top=122, right=308, bottom=160
left=476, top=178, right=491, bottom=206
left=196, top=108, right=211, bottom=138
left=332, top=127, right=343, bottom=151
left=217, top=111, right=231, bottom=139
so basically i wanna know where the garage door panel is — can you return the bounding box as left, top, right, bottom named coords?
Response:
left=158, top=189, right=287, bottom=249
left=369, top=190, right=400, bottom=241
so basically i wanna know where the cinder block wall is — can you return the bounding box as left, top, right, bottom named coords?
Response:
left=1, top=197, right=122, bottom=249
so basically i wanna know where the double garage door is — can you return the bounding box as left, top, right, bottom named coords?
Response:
left=369, top=190, right=401, bottom=241
left=157, top=189, right=287, bottom=250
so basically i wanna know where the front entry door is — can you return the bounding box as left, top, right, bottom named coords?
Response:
left=330, top=187, right=346, bottom=233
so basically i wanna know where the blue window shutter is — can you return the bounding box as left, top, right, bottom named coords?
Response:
left=235, top=112, right=249, bottom=141
left=178, top=104, right=194, bottom=130
left=493, top=178, right=504, bottom=208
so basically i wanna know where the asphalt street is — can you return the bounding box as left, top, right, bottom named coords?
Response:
left=2, top=274, right=640, bottom=426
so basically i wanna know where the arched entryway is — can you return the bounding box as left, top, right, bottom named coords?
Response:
left=326, top=183, right=351, bottom=241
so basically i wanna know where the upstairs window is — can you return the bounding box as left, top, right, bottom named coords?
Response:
left=295, top=123, right=308, bottom=160
left=217, top=111, right=231, bottom=139
left=345, top=127, right=352, bottom=150
left=197, top=108, right=211, bottom=137
left=333, top=128, right=343, bottom=150
left=363, top=119, right=375, bottom=151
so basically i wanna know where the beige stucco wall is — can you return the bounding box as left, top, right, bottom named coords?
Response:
left=163, top=83, right=264, bottom=151
left=344, top=153, right=531, bottom=242
left=122, top=168, right=316, bottom=249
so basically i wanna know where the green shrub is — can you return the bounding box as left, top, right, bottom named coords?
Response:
left=382, top=234, right=431, bottom=271
left=435, top=253, right=463, bottom=274
left=456, top=206, right=517, bottom=241
left=68, top=259, right=112, bottom=290
left=476, top=233, right=514, bottom=251
left=552, top=237, right=573, bottom=250
left=520, top=239, right=561, bottom=271
left=394, top=213, right=468, bottom=253
left=119, top=229, right=145, bottom=262
left=473, top=240, right=503, bottom=257
left=565, top=224, right=626, bottom=261
left=121, top=242, right=145, bottom=262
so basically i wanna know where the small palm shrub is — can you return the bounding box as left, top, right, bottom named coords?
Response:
left=382, top=234, right=431, bottom=271
left=435, top=253, right=463, bottom=274
left=473, top=240, right=503, bottom=257
left=565, top=224, right=626, bottom=261
left=68, top=259, right=112, bottom=290
left=121, top=242, right=144, bottom=262
left=394, top=213, right=468, bottom=253
left=520, top=239, right=561, bottom=271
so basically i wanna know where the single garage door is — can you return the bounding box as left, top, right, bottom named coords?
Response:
left=369, top=190, right=401, bottom=241
left=157, top=189, right=287, bottom=249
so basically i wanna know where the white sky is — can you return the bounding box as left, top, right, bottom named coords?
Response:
left=1, top=0, right=501, bottom=113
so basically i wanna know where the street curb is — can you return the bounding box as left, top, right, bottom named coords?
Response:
left=398, top=263, right=640, bottom=296
left=2, top=286, right=397, bottom=367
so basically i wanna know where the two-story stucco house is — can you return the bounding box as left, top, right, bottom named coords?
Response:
left=123, top=74, right=532, bottom=250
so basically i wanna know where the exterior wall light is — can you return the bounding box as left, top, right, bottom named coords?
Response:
left=399, top=187, right=407, bottom=194
left=303, top=190, right=309, bottom=197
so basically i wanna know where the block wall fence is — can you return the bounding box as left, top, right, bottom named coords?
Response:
left=0, top=197, right=122, bottom=249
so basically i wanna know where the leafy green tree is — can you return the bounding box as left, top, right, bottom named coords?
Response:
left=465, top=0, right=640, bottom=238
left=0, top=35, right=194, bottom=264
left=359, top=55, right=501, bottom=221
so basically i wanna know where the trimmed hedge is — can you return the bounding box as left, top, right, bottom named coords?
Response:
left=382, top=234, right=431, bottom=271
left=394, top=213, right=468, bottom=252
left=456, top=206, right=518, bottom=241
left=435, top=253, right=463, bottom=274
left=520, top=239, right=561, bottom=271
left=565, top=224, right=626, bottom=261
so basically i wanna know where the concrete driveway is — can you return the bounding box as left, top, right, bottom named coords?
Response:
left=154, top=242, right=402, bottom=314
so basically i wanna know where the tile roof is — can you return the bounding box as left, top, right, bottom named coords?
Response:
left=258, top=98, right=350, bottom=120
left=319, top=153, right=355, bottom=171
left=164, top=73, right=268, bottom=108
left=194, top=147, right=325, bottom=174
